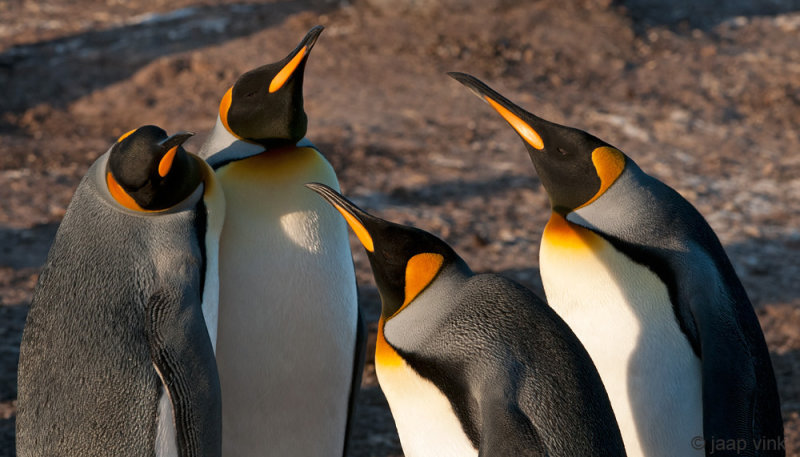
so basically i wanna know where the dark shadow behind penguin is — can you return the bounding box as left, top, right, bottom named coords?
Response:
left=450, top=72, right=784, bottom=457
left=196, top=26, right=364, bottom=457
left=306, top=183, right=627, bottom=457
left=16, top=125, right=225, bottom=457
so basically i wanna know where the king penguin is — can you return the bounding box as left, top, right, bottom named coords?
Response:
left=450, top=72, right=785, bottom=457
left=306, top=182, right=627, bottom=457
left=16, top=125, right=225, bottom=457
left=196, top=25, right=363, bottom=456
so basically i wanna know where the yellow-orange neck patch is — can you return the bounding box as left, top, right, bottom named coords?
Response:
left=578, top=146, right=626, bottom=209
left=376, top=252, right=445, bottom=369
left=270, top=46, right=307, bottom=93
left=334, top=204, right=375, bottom=252
left=376, top=316, right=405, bottom=367
left=485, top=96, right=544, bottom=150
left=158, top=146, right=178, bottom=177
left=542, top=212, right=602, bottom=250
left=106, top=172, right=148, bottom=212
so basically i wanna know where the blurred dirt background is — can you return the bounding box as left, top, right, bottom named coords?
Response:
left=1, top=0, right=799, bottom=455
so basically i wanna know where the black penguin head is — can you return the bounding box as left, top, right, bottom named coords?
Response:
left=306, top=183, right=464, bottom=320
left=106, top=125, right=200, bottom=212
left=218, top=25, right=324, bottom=147
left=449, top=72, right=628, bottom=214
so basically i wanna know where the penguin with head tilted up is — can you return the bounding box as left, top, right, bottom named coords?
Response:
left=450, top=72, right=785, bottom=457
left=196, top=25, right=363, bottom=457
left=16, top=125, right=225, bottom=457
left=306, top=182, right=627, bottom=457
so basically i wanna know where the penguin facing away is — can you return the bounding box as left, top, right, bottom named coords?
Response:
left=197, top=25, right=364, bottom=457
left=16, top=125, right=225, bottom=457
left=450, top=72, right=784, bottom=457
left=306, top=182, right=627, bottom=457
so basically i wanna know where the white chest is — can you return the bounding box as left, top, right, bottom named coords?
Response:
left=213, top=147, right=358, bottom=456
left=377, top=361, right=478, bottom=457
left=540, top=225, right=703, bottom=457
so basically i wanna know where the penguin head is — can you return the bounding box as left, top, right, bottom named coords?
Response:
left=306, top=183, right=464, bottom=320
left=449, top=72, right=627, bottom=215
left=106, top=125, right=200, bottom=212
left=217, top=25, right=323, bottom=147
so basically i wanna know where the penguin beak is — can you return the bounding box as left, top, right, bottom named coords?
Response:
left=157, top=132, right=194, bottom=177
left=448, top=72, right=545, bottom=150
left=158, top=131, right=195, bottom=150
left=305, top=182, right=376, bottom=252
left=269, top=25, right=324, bottom=93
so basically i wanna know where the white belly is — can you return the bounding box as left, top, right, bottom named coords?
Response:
left=377, top=361, right=478, bottom=457
left=214, top=148, right=358, bottom=456
left=540, top=226, right=703, bottom=457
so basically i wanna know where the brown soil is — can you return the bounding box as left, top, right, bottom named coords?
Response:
left=1, top=1, right=799, bottom=455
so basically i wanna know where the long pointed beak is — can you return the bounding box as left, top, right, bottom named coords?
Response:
left=158, top=131, right=195, bottom=150
left=269, top=25, right=324, bottom=93
left=448, top=72, right=545, bottom=150
left=305, top=182, right=376, bottom=252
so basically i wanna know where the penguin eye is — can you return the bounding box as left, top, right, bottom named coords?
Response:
left=557, top=147, right=569, bottom=156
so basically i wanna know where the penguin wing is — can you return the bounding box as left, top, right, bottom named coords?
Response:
left=341, top=305, right=367, bottom=456
left=682, top=257, right=784, bottom=453
left=145, top=288, right=222, bottom=457
left=477, top=389, right=547, bottom=457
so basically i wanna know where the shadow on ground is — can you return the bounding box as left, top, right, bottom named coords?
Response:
left=615, top=0, right=800, bottom=29
left=0, top=1, right=330, bottom=123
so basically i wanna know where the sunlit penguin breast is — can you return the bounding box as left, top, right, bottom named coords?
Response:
left=213, top=146, right=357, bottom=455
left=539, top=214, right=703, bottom=457
left=376, top=295, right=478, bottom=457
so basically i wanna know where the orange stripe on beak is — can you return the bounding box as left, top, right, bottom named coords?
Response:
left=158, top=146, right=178, bottom=177
left=485, top=97, right=544, bottom=150
left=269, top=46, right=307, bottom=93
left=333, top=203, right=375, bottom=252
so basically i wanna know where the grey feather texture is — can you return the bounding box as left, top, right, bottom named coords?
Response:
left=16, top=153, right=221, bottom=457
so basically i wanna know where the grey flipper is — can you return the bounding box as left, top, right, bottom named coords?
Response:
left=341, top=305, right=367, bottom=457
left=571, top=162, right=783, bottom=455
left=477, top=374, right=547, bottom=457
left=146, top=288, right=222, bottom=457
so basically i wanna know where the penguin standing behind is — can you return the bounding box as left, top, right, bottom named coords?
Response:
left=197, top=26, right=363, bottom=456
left=450, top=72, right=784, bottom=457
left=16, top=126, right=225, bottom=457
left=306, top=183, right=627, bottom=457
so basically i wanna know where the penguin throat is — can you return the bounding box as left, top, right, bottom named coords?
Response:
left=542, top=212, right=602, bottom=250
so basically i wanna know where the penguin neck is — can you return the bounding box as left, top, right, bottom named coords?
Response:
left=542, top=211, right=603, bottom=251
left=377, top=261, right=471, bottom=369
left=198, top=116, right=266, bottom=168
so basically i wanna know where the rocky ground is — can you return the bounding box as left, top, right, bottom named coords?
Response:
left=1, top=0, right=799, bottom=455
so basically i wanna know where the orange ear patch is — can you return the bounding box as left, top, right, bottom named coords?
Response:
left=577, top=146, right=626, bottom=209
left=106, top=172, right=146, bottom=212
left=117, top=128, right=137, bottom=143
left=218, top=86, right=237, bottom=136
left=333, top=203, right=375, bottom=252
left=158, top=146, right=178, bottom=177
left=485, top=96, right=544, bottom=150
left=388, top=252, right=445, bottom=319
left=269, top=46, right=307, bottom=93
